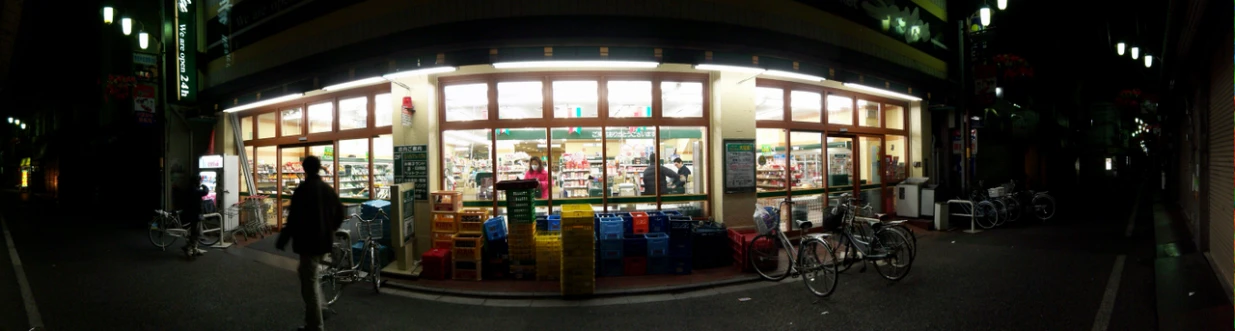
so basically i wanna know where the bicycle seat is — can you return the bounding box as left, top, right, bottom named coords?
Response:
left=795, top=219, right=813, bottom=230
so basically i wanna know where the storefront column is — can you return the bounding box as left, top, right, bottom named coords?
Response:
left=388, top=75, right=438, bottom=256
left=709, top=70, right=757, bottom=227
left=909, top=101, right=927, bottom=178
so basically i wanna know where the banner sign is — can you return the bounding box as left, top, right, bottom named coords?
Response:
left=176, top=0, right=197, bottom=102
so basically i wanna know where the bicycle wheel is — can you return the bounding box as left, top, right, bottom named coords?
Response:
left=832, top=233, right=857, bottom=273
left=321, top=268, right=342, bottom=305
left=748, top=233, right=791, bottom=281
left=885, top=225, right=917, bottom=259
left=872, top=228, right=914, bottom=281
left=197, top=217, right=222, bottom=246
left=974, top=200, right=999, bottom=229
left=1003, top=197, right=1022, bottom=223
left=989, top=199, right=1008, bottom=227
left=368, top=243, right=382, bottom=293
left=148, top=216, right=178, bottom=249
left=798, top=238, right=838, bottom=297
left=1032, top=194, right=1057, bottom=221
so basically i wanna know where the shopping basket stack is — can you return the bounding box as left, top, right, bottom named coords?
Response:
left=560, top=204, right=596, bottom=296
left=497, top=180, right=538, bottom=280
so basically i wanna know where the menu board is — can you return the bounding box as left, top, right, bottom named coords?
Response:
left=723, top=139, right=756, bottom=193
left=394, top=145, right=429, bottom=200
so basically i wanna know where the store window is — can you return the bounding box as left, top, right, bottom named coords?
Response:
left=827, top=95, right=853, bottom=125
left=825, top=136, right=853, bottom=205
left=442, top=130, right=493, bottom=201
left=789, top=131, right=823, bottom=190
left=280, top=147, right=308, bottom=196
left=755, top=87, right=784, bottom=121
left=791, top=91, right=822, bottom=123
left=858, top=99, right=880, bottom=127
left=885, top=104, right=905, bottom=130
left=255, top=146, right=276, bottom=194
left=241, top=117, right=254, bottom=141
left=857, top=136, right=883, bottom=213
left=885, top=135, right=907, bottom=183
left=551, top=127, right=603, bottom=200
left=658, top=127, right=706, bottom=195
left=280, top=108, right=303, bottom=136
left=375, top=93, right=392, bottom=127
left=444, top=84, right=489, bottom=122
left=257, top=112, right=276, bottom=139
left=498, top=82, right=543, bottom=120
left=309, top=144, right=335, bottom=189
left=308, top=102, right=333, bottom=133
left=374, top=135, right=394, bottom=199
left=496, top=128, right=548, bottom=200
left=662, top=81, right=703, bottom=118
left=338, top=138, right=370, bottom=199
left=606, top=126, right=658, bottom=198
left=339, top=97, right=368, bottom=131
left=756, top=128, right=787, bottom=192
left=607, top=81, right=652, bottom=118
left=553, top=81, right=598, bottom=118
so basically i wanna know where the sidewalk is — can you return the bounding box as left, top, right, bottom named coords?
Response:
left=1151, top=189, right=1233, bottom=330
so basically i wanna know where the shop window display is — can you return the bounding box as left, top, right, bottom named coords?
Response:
left=885, top=104, right=905, bottom=130
left=339, top=96, right=368, bottom=130
left=281, top=108, right=303, bottom=136
left=375, top=93, right=392, bottom=127
left=257, top=112, right=276, bottom=139
left=661, top=81, right=703, bottom=118
left=373, top=135, right=394, bottom=200
left=279, top=147, right=308, bottom=195
left=551, top=127, right=603, bottom=200
left=254, top=146, right=278, bottom=194
left=553, top=81, right=599, bottom=118
left=858, top=99, right=880, bottom=127
left=444, top=84, right=489, bottom=122
left=605, top=126, right=657, bottom=198
left=755, top=128, right=788, bottom=192
left=790, top=91, right=822, bottom=123
left=338, top=138, right=371, bottom=199
left=607, top=81, right=652, bottom=118
left=442, top=130, right=493, bottom=201
left=495, top=128, right=548, bottom=200
left=827, top=95, right=853, bottom=125
left=242, top=116, right=254, bottom=141
left=308, top=102, right=333, bottom=133
left=498, top=82, right=543, bottom=120
left=884, top=135, right=907, bottom=183
left=789, top=131, right=823, bottom=190
left=755, top=87, right=784, bottom=121
left=308, top=145, right=335, bottom=189
left=658, top=127, right=706, bottom=195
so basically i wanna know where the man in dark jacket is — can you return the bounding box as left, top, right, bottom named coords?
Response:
left=641, top=153, right=679, bottom=196
left=173, top=170, right=209, bottom=258
left=276, top=155, right=344, bottom=331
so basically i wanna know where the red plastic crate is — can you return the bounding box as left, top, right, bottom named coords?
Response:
left=421, top=248, right=451, bottom=280
left=728, top=227, right=771, bottom=272
left=629, top=212, right=649, bottom=235
left=623, top=256, right=648, bottom=276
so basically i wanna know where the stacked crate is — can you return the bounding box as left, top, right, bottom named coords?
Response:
left=667, top=216, right=695, bottom=274
left=451, top=232, right=484, bottom=281
left=482, top=216, right=509, bottom=279
left=497, top=180, right=538, bottom=280
left=560, top=204, right=596, bottom=296
left=597, top=215, right=625, bottom=276
left=430, top=191, right=462, bottom=262
left=535, top=230, right=562, bottom=280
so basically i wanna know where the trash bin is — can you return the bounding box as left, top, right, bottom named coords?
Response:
left=895, top=177, right=929, bottom=218
left=920, top=184, right=938, bottom=217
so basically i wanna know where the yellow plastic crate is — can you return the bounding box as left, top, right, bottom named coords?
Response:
left=561, top=204, right=593, bottom=219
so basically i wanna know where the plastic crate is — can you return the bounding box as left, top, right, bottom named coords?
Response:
left=561, top=204, right=593, bottom=219
left=420, top=248, right=451, bottom=280
left=483, top=216, right=507, bottom=241
left=627, top=212, right=650, bottom=235
left=647, top=211, right=668, bottom=233
left=599, top=258, right=624, bottom=277
left=647, top=256, right=672, bottom=274
left=623, top=236, right=648, bottom=257
left=432, top=232, right=454, bottom=250
left=598, top=217, right=624, bottom=240
left=547, top=215, right=562, bottom=231
left=432, top=213, right=459, bottom=233
left=458, top=209, right=489, bottom=235
left=452, top=234, right=484, bottom=261
left=645, top=232, right=669, bottom=257
left=623, top=257, right=648, bottom=276
left=453, top=260, right=482, bottom=281
left=431, top=191, right=463, bottom=213
left=670, top=256, right=693, bottom=275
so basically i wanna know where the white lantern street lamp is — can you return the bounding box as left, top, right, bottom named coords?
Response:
left=1144, top=54, right=1153, bottom=68
left=121, top=17, right=132, bottom=35
left=1116, top=42, right=1125, bottom=56
left=20, top=123, right=25, bottom=130
left=103, top=7, right=114, bottom=24
left=979, top=6, right=992, bottom=27
left=997, top=0, right=1007, bottom=10
left=1130, top=46, right=1139, bottom=60
left=138, top=31, right=149, bottom=49
left=5, top=117, right=10, bottom=123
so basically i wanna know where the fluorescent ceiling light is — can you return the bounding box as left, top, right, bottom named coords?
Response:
left=492, top=61, right=660, bottom=69
left=843, top=83, right=922, bottom=101
left=694, top=64, right=766, bottom=74
left=323, top=76, right=387, bottom=91
left=223, top=93, right=305, bottom=113
left=382, top=66, right=457, bottom=79
left=763, top=70, right=825, bottom=82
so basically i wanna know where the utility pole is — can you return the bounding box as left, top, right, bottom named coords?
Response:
left=958, top=20, right=970, bottom=195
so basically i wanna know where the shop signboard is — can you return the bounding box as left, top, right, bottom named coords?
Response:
left=134, top=83, right=157, bottom=125
left=394, top=145, right=429, bottom=200
left=973, top=64, right=997, bottom=106
left=723, top=139, right=757, bottom=194
left=175, top=0, right=196, bottom=103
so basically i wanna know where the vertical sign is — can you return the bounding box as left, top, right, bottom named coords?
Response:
left=176, top=0, right=196, bottom=102
left=723, top=139, right=756, bottom=193
left=394, top=145, right=429, bottom=200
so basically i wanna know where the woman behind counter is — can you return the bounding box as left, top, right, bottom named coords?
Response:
left=523, top=157, right=550, bottom=199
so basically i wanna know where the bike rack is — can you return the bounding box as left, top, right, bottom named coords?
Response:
left=946, top=199, right=982, bottom=234
left=202, top=212, right=235, bottom=248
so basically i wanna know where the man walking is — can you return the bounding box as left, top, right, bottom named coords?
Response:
left=276, top=156, right=345, bottom=331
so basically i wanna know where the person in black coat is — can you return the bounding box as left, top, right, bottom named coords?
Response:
left=277, top=156, right=344, bottom=331
left=173, top=170, right=208, bottom=257
left=641, top=153, right=679, bottom=196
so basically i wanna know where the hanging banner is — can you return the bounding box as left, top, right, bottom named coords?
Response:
left=175, top=0, right=197, bottom=103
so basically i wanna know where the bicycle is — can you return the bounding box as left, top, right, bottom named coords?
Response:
left=829, top=193, right=914, bottom=280
left=149, top=209, right=222, bottom=249
left=748, top=198, right=840, bottom=297
left=1010, top=180, right=1057, bottom=221
left=954, top=189, right=1002, bottom=229
left=320, top=209, right=389, bottom=305
left=847, top=198, right=917, bottom=260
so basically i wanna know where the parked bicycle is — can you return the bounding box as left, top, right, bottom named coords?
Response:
left=1007, top=180, right=1057, bottom=221
left=149, top=209, right=222, bottom=249
left=828, top=193, right=914, bottom=280
left=320, top=209, right=388, bottom=305
left=748, top=198, right=840, bottom=297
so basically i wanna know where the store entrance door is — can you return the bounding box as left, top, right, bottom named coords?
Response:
left=824, top=135, right=855, bottom=208
left=275, top=143, right=336, bottom=229
left=824, top=134, right=886, bottom=214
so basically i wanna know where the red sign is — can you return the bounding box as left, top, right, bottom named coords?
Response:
left=973, top=64, right=997, bottom=106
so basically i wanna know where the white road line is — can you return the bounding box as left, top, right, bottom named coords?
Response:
left=1091, top=255, right=1126, bottom=331
left=1, top=214, right=42, bottom=329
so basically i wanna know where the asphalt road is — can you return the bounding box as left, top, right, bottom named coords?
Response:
left=0, top=178, right=1159, bottom=331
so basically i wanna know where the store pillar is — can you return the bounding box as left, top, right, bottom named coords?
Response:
left=388, top=75, right=436, bottom=257
left=709, top=70, right=757, bottom=228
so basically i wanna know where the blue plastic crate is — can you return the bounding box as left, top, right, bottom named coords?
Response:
left=647, top=211, right=668, bottom=233
left=648, top=256, right=672, bottom=274
left=645, top=232, right=669, bottom=257
left=661, top=210, right=683, bottom=217
left=598, top=238, right=623, bottom=252
left=547, top=215, right=561, bottom=231
left=619, top=212, right=635, bottom=236
left=668, top=237, right=692, bottom=257
left=598, top=217, right=624, bottom=239
left=623, top=236, right=647, bottom=257
left=599, top=257, right=624, bottom=277
left=484, top=216, right=507, bottom=241
left=670, top=256, right=692, bottom=275
left=536, top=215, right=549, bottom=231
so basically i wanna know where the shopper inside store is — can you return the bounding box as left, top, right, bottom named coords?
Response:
left=523, top=156, right=550, bottom=199
left=640, top=152, right=679, bottom=196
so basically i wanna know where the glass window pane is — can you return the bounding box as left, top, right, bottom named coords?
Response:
left=553, top=81, right=598, bottom=118
left=659, top=126, right=706, bottom=195
left=607, top=81, right=652, bottom=118
left=257, top=112, right=276, bottom=139
left=308, top=102, right=333, bottom=133
left=755, top=87, right=784, bottom=121
left=309, top=144, right=335, bottom=190
left=374, top=135, right=394, bottom=199
left=241, top=117, right=254, bottom=140
left=338, top=138, right=370, bottom=199
left=885, top=135, right=907, bottom=183
left=604, top=126, right=658, bottom=197
left=498, top=82, right=543, bottom=120
left=443, top=129, right=493, bottom=201
left=495, top=128, right=548, bottom=200
left=825, top=136, right=854, bottom=206
left=551, top=127, right=603, bottom=199
left=445, top=84, right=489, bottom=122
left=789, top=131, right=823, bottom=190
left=662, top=81, right=703, bottom=118
left=756, top=128, right=787, bottom=192
left=659, top=201, right=706, bottom=218
left=858, top=136, right=881, bottom=185
left=339, top=97, right=368, bottom=130
left=279, top=147, right=306, bottom=195
left=787, top=193, right=825, bottom=232
left=885, top=104, right=905, bottom=130
left=255, top=146, right=276, bottom=194
left=791, top=91, right=822, bottom=123
left=375, top=93, right=392, bottom=127
left=858, top=99, right=880, bottom=127
left=280, top=108, right=302, bottom=136
left=827, top=95, right=853, bottom=125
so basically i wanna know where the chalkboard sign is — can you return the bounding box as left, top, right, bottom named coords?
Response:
left=723, top=139, right=757, bottom=193
left=394, top=145, right=429, bottom=200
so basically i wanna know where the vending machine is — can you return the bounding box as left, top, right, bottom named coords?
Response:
left=199, top=155, right=241, bottom=232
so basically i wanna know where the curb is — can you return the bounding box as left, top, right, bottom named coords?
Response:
left=383, top=274, right=764, bottom=300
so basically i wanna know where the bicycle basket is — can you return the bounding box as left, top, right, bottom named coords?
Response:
left=357, top=217, right=385, bottom=240
left=987, top=187, right=1006, bottom=198
left=753, top=206, right=780, bottom=235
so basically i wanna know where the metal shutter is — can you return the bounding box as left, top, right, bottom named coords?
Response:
left=1206, top=32, right=1233, bottom=286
